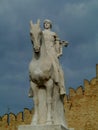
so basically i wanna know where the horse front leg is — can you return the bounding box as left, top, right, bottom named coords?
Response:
left=30, top=81, right=39, bottom=125
left=45, top=79, right=53, bottom=125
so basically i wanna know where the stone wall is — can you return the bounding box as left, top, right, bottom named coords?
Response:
left=0, top=108, right=33, bottom=130
left=64, top=78, right=98, bottom=130
left=0, top=64, right=98, bottom=130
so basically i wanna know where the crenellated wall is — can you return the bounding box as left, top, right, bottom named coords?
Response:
left=64, top=77, right=98, bottom=130
left=0, top=108, right=33, bottom=130
left=0, top=64, right=98, bottom=130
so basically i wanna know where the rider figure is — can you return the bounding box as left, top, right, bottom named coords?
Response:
left=43, top=19, right=66, bottom=95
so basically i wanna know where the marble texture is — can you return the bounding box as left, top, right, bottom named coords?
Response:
left=18, top=124, right=69, bottom=130
left=18, top=19, right=74, bottom=130
left=28, top=19, right=68, bottom=126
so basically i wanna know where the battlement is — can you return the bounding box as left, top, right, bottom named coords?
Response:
left=0, top=108, right=33, bottom=130
left=64, top=64, right=98, bottom=130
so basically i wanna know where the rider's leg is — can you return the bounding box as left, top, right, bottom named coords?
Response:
left=59, top=65, right=66, bottom=95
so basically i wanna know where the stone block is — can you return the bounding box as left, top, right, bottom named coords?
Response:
left=18, top=124, right=71, bottom=130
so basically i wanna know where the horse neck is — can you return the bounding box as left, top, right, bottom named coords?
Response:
left=33, top=32, right=47, bottom=60
left=41, top=32, right=47, bottom=57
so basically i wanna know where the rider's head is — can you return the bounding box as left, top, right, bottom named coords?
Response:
left=43, top=19, right=52, bottom=29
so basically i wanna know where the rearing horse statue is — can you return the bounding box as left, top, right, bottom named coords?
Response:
left=28, top=20, right=67, bottom=127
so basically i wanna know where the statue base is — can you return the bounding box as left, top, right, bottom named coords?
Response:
left=18, top=124, right=74, bottom=130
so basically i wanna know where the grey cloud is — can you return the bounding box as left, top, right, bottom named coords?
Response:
left=58, top=0, right=98, bottom=43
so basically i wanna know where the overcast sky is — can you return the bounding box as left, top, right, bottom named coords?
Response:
left=0, top=0, right=98, bottom=116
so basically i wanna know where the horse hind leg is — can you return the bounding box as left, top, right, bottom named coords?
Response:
left=45, top=79, right=53, bottom=125
left=30, top=81, right=39, bottom=125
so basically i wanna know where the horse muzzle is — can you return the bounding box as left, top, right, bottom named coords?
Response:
left=34, top=46, right=40, bottom=53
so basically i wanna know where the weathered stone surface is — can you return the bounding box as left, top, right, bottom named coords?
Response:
left=65, top=67, right=98, bottom=130
left=18, top=124, right=69, bottom=130
left=28, top=19, right=68, bottom=126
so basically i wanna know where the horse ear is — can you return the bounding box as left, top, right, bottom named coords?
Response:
left=37, top=19, right=40, bottom=26
left=30, top=20, right=33, bottom=27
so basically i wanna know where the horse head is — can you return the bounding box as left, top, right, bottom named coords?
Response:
left=30, top=19, right=42, bottom=53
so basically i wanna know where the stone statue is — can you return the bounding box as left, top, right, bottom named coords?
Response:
left=28, top=19, right=68, bottom=127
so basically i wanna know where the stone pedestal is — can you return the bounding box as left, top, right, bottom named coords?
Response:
left=18, top=124, right=72, bottom=130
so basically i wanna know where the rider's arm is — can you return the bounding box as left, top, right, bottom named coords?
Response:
left=54, top=33, right=62, bottom=58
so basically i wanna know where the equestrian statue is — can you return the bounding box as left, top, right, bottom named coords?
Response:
left=28, top=19, right=68, bottom=127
